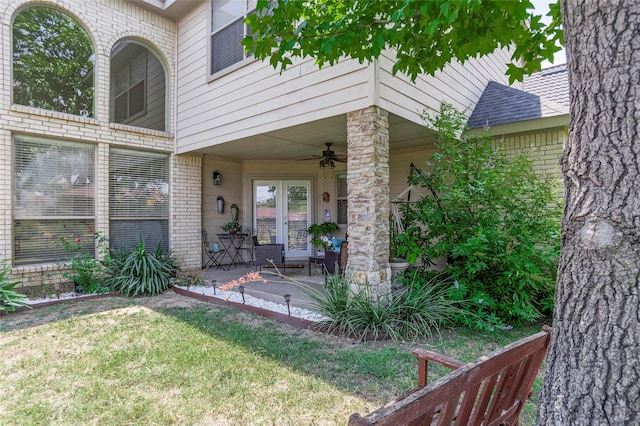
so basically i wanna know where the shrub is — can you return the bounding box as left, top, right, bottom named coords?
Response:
left=403, top=103, right=562, bottom=327
left=108, top=243, right=179, bottom=297
left=59, top=228, right=112, bottom=294
left=305, top=272, right=461, bottom=343
left=0, top=260, right=30, bottom=312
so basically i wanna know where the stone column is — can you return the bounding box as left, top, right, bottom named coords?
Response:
left=346, top=106, right=391, bottom=289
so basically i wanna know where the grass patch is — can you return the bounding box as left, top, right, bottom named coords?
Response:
left=0, top=295, right=544, bottom=425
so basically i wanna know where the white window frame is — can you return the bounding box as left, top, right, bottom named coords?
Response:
left=208, top=0, right=257, bottom=78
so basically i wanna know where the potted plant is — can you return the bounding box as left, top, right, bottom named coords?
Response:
left=221, top=220, right=242, bottom=234
left=389, top=234, right=409, bottom=281
left=389, top=229, right=423, bottom=280
left=308, top=221, right=338, bottom=250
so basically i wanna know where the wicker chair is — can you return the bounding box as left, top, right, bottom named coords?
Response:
left=253, top=237, right=286, bottom=273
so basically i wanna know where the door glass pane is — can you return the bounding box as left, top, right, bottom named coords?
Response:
left=287, top=185, right=308, bottom=251
left=255, top=184, right=276, bottom=244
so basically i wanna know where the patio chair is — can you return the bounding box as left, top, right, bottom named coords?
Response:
left=338, top=240, right=348, bottom=275
left=253, top=236, right=286, bottom=273
left=324, top=249, right=338, bottom=274
left=323, top=241, right=348, bottom=276
left=202, top=230, right=226, bottom=270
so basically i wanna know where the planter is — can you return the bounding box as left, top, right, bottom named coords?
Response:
left=390, top=259, right=410, bottom=281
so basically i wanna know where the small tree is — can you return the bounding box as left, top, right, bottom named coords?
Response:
left=404, top=103, right=562, bottom=327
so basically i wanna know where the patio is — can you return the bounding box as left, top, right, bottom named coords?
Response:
left=201, top=263, right=327, bottom=310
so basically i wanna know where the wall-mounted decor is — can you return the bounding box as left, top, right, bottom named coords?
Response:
left=230, top=203, right=239, bottom=221
left=322, top=192, right=330, bottom=202
left=217, top=196, right=225, bottom=214
left=213, top=170, right=222, bottom=185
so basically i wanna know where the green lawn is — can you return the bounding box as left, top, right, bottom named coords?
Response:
left=0, top=294, right=543, bottom=425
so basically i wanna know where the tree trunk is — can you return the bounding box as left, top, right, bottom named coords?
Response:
left=537, top=1, right=640, bottom=424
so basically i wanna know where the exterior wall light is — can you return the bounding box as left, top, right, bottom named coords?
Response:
left=213, top=170, right=222, bottom=185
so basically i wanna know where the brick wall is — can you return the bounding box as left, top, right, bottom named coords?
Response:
left=498, top=127, right=566, bottom=181
left=171, top=154, right=203, bottom=271
left=0, top=0, right=202, bottom=290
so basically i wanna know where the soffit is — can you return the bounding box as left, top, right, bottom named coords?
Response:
left=128, top=0, right=203, bottom=21
left=186, top=113, right=434, bottom=160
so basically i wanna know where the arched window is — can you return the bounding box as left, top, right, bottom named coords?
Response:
left=13, top=6, right=94, bottom=117
left=110, top=41, right=166, bottom=131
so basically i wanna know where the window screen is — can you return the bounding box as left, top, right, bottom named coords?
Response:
left=109, top=148, right=169, bottom=253
left=13, top=135, right=95, bottom=265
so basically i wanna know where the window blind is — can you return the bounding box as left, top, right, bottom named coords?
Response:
left=211, top=18, right=244, bottom=74
left=109, top=148, right=169, bottom=252
left=13, top=134, right=95, bottom=265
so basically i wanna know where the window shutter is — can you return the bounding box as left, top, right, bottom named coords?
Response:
left=337, top=174, right=348, bottom=225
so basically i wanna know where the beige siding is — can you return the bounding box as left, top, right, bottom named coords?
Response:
left=389, top=144, right=437, bottom=200
left=202, top=155, right=245, bottom=266
left=378, top=48, right=516, bottom=127
left=175, top=2, right=373, bottom=153
left=201, top=157, right=348, bottom=251
left=176, top=2, right=519, bottom=154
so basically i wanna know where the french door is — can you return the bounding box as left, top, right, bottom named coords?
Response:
left=253, top=180, right=311, bottom=258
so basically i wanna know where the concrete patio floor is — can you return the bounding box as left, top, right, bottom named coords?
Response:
left=202, top=262, right=328, bottom=310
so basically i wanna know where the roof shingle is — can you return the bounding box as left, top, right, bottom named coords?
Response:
left=468, top=64, right=568, bottom=129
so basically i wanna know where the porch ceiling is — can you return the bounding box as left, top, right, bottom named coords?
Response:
left=190, top=113, right=434, bottom=161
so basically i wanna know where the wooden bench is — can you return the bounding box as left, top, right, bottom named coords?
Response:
left=349, top=327, right=550, bottom=426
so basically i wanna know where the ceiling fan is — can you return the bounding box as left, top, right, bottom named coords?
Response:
left=299, top=143, right=346, bottom=168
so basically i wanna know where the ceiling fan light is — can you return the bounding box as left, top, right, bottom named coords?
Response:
left=329, top=159, right=335, bottom=168
left=319, top=159, right=326, bottom=168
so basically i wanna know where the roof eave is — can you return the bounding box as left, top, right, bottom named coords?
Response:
left=469, top=114, right=569, bottom=137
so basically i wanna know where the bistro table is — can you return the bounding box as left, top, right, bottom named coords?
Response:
left=217, top=233, right=249, bottom=268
